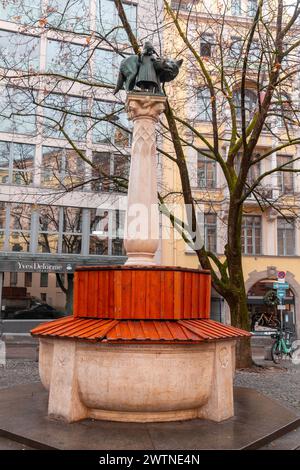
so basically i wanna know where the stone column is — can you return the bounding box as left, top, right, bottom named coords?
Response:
left=124, top=93, right=166, bottom=266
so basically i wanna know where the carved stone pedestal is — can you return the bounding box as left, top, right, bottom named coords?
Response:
left=124, top=94, right=166, bottom=266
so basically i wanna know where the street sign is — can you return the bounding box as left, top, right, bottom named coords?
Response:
left=277, top=271, right=286, bottom=279
left=278, top=305, right=286, bottom=310
left=277, top=290, right=285, bottom=299
left=273, top=282, right=289, bottom=289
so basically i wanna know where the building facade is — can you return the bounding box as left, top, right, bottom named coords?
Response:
left=0, top=0, right=157, bottom=326
left=161, top=0, right=300, bottom=336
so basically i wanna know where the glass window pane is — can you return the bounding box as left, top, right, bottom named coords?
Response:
left=0, top=87, right=36, bottom=134
left=90, top=209, right=109, bottom=255
left=63, top=208, right=82, bottom=233
left=47, top=0, right=90, bottom=32
left=46, top=39, right=89, bottom=78
left=0, top=30, right=39, bottom=70
left=0, top=0, right=41, bottom=24
left=41, top=146, right=85, bottom=188
left=38, top=233, right=59, bottom=253
left=97, top=0, right=137, bottom=43
left=93, top=48, right=121, bottom=84
left=62, top=235, right=82, bottom=254
left=39, top=206, right=59, bottom=232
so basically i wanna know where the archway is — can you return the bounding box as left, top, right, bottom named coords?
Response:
left=247, top=279, right=295, bottom=332
left=245, top=266, right=300, bottom=337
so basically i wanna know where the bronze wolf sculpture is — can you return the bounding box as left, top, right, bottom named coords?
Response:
left=113, top=56, right=183, bottom=95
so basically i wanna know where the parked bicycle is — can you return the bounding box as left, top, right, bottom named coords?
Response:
left=271, top=329, right=299, bottom=364
left=251, top=311, right=280, bottom=331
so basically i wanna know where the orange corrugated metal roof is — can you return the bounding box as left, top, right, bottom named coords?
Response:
left=31, top=316, right=250, bottom=343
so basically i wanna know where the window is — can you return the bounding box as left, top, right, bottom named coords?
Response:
left=90, top=209, right=109, bottom=255
left=62, top=207, right=82, bottom=254
left=41, top=147, right=85, bottom=189
left=38, top=206, right=59, bottom=253
left=92, top=100, right=131, bottom=146
left=47, top=0, right=90, bottom=32
left=197, top=153, right=216, bottom=189
left=230, top=37, right=242, bottom=59
left=0, top=141, right=34, bottom=186
left=40, top=293, right=47, bottom=302
left=0, top=87, right=36, bottom=134
left=248, top=0, right=258, bottom=17
left=231, top=0, right=241, bottom=16
left=46, top=40, right=89, bottom=79
left=40, top=273, right=48, bottom=288
left=0, top=0, right=41, bottom=24
left=25, top=272, right=32, bottom=288
left=204, top=214, right=217, bottom=252
left=200, top=34, right=214, bottom=57
left=43, top=94, right=88, bottom=141
left=9, top=203, right=31, bottom=252
left=242, top=216, right=261, bottom=255
left=234, top=89, right=257, bottom=123
left=195, top=89, right=212, bottom=121
left=0, top=30, right=39, bottom=70
left=277, top=155, right=293, bottom=193
left=112, top=210, right=125, bottom=255
left=247, top=159, right=261, bottom=185
left=10, top=272, right=18, bottom=287
left=277, top=218, right=295, bottom=256
left=93, top=49, right=122, bottom=85
left=89, top=209, right=125, bottom=255
left=97, top=0, right=137, bottom=43
left=92, top=152, right=129, bottom=192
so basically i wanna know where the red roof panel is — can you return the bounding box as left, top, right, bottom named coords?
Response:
left=31, top=316, right=250, bottom=343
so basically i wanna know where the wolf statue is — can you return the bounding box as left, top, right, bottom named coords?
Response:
left=113, top=41, right=183, bottom=95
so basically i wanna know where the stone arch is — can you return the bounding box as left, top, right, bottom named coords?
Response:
left=245, top=269, right=300, bottom=337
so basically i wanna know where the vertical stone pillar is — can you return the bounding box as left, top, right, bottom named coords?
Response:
left=124, top=93, right=166, bottom=266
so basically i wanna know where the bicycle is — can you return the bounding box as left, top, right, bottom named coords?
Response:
left=271, top=329, right=299, bottom=364
left=251, top=311, right=280, bottom=331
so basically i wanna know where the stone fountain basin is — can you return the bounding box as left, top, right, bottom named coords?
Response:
left=39, top=338, right=236, bottom=422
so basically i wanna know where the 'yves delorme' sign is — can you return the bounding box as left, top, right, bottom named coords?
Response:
left=16, top=261, right=73, bottom=273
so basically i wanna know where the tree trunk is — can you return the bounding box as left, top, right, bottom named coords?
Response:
left=225, top=203, right=252, bottom=368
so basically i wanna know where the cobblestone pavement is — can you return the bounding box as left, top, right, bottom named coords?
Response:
left=234, top=362, right=300, bottom=415
left=0, top=360, right=39, bottom=389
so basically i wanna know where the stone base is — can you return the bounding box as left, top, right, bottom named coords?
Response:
left=39, top=338, right=236, bottom=423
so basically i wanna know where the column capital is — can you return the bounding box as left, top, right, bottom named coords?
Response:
left=126, top=93, right=166, bottom=122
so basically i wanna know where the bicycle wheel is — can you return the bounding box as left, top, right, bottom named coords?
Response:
left=271, top=342, right=282, bottom=364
